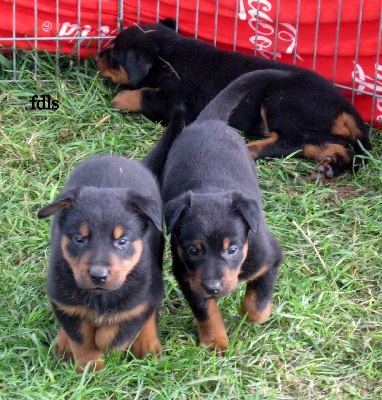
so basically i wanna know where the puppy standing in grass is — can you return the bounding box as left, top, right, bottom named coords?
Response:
left=38, top=155, right=164, bottom=371
left=151, top=71, right=284, bottom=355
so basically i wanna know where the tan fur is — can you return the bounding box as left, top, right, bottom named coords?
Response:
left=52, top=300, right=149, bottom=327
left=241, top=287, right=272, bottom=323
left=111, top=88, right=159, bottom=112
left=61, top=235, right=143, bottom=291
left=197, top=299, right=228, bottom=356
left=246, top=132, right=279, bottom=159
left=130, top=312, right=161, bottom=357
left=331, top=112, right=362, bottom=140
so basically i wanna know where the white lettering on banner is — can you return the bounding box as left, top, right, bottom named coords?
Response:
left=58, top=22, right=113, bottom=44
left=353, top=63, right=382, bottom=121
left=239, top=0, right=301, bottom=60
left=239, top=0, right=247, bottom=20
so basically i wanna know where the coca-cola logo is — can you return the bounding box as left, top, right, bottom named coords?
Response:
left=57, top=22, right=117, bottom=46
left=353, top=63, right=382, bottom=122
left=239, top=0, right=301, bottom=60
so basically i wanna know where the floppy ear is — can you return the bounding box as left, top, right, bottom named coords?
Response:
left=38, top=187, right=81, bottom=219
left=231, top=192, right=260, bottom=233
left=124, top=50, right=154, bottom=86
left=128, top=192, right=163, bottom=232
left=164, top=191, right=192, bottom=233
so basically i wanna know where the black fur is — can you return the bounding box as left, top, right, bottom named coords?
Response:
left=149, top=72, right=283, bottom=354
left=97, top=20, right=372, bottom=180
left=38, top=154, right=164, bottom=370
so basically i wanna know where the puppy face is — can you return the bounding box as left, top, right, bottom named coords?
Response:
left=39, top=187, right=161, bottom=292
left=167, top=192, right=259, bottom=298
left=97, top=43, right=131, bottom=85
left=59, top=219, right=143, bottom=292
left=97, top=25, right=158, bottom=87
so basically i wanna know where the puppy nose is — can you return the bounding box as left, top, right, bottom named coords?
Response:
left=89, top=267, right=109, bottom=283
left=203, top=280, right=222, bottom=296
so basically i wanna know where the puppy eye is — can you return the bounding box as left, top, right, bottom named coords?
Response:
left=73, top=235, right=85, bottom=245
left=228, top=245, right=238, bottom=255
left=115, top=237, right=129, bottom=247
left=187, top=246, right=198, bottom=256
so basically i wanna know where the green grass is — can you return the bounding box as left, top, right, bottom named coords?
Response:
left=1, top=53, right=381, bottom=399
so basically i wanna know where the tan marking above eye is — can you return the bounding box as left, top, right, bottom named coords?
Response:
left=193, top=240, right=203, bottom=250
left=79, top=223, right=90, bottom=237
left=113, top=225, right=124, bottom=240
left=222, top=238, right=230, bottom=251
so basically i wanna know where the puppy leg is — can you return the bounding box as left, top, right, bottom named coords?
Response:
left=196, top=299, right=228, bottom=356
left=247, top=132, right=301, bottom=159
left=111, top=87, right=182, bottom=124
left=54, top=326, right=73, bottom=361
left=52, top=304, right=104, bottom=371
left=69, top=320, right=105, bottom=372
left=303, top=143, right=354, bottom=181
left=241, top=264, right=279, bottom=324
left=131, top=311, right=161, bottom=358
left=175, top=271, right=228, bottom=354
left=111, top=88, right=154, bottom=112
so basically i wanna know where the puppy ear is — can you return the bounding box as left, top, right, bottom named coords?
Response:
left=124, top=50, right=154, bottom=86
left=160, top=18, right=177, bottom=30
left=38, top=187, right=81, bottom=219
left=128, top=192, right=163, bottom=232
left=231, top=192, right=260, bottom=233
left=164, top=191, right=192, bottom=233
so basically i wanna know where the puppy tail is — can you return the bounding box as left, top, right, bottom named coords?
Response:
left=196, top=69, right=292, bottom=123
left=143, top=108, right=186, bottom=179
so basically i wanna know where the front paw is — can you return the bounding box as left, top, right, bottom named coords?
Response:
left=130, top=313, right=161, bottom=358
left=131, top=336, right=161, bottom=359
left=75, top=358, right=105, bottom=373
left=197, top=299, right=228, bottom=356
left=111, top=89, right=143, bottom=112
left=199, top=334, right=228, bottom=357
left=241, top=291, right=272, bottom=324
left=54, top=327, right=73, bottom=360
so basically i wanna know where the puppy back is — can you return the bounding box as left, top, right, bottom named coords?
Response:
left=197, top=70, right=291, bottom=123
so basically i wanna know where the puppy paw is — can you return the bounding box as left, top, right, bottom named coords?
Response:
left=241, top=300, right=272, bottom=324
left=131, top=336, right=161, bottom=359
left=199, top=335, right=228, bottom=357
left=111, top=90, right=143, bottom=112
left=75, top=358, right=105, bottom=373
left=130, top=312, right=161, bottom=358
left=311, top=156, right=334, bottom=181
left=241, top=288, right=272, bottom=324
left=54, top=327, right=73, bottom=360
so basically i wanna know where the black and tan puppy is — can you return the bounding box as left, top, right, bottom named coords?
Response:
left=150, top=71, right=284, bottom=355
left=96, top=19, right=372, bottom=181
left=38, top=155, right=164, bottom=371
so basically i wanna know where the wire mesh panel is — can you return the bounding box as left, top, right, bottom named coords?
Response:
left=0, top=0, right=381, bottom=127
